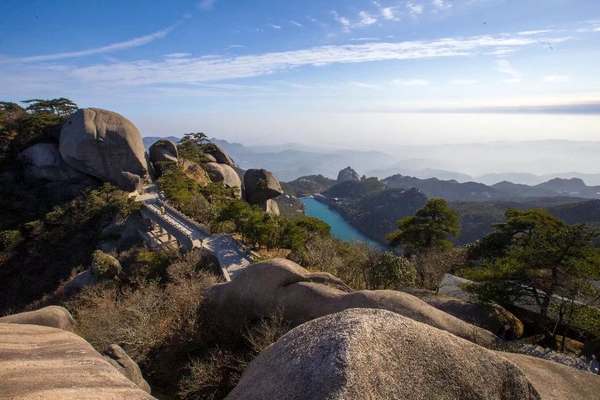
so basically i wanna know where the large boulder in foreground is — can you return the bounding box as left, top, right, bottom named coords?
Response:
left=501, top=352, right=600, bottom=400
left=181, top=159, right=211, bottom=186
left=243, top=169, right=284, bottom=205
left=0, top=306, right=75, bottom=332
left=227, top=309, right=538, bottom=400
left=207, top=258, right=497, bottom=346
left=60, top=108, right=148, bottom=191
left=204, top=162, right=242, bottom=197
left=0, top=323, right=154, bottom=400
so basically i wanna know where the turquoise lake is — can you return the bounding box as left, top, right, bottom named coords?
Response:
left=300, top=197, right=384, bottom=249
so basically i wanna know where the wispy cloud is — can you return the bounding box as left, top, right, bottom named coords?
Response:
left=269, top=24, right=282, bottom=30
left=543, top=75, right=570, bottom=83
left=495, top=59, right=521, bottom=82
left=2, top=24, right=178, bottom=63
left=518, top=29, right=554, bottom=36
left=331, top=10, right=352, bottom=32
left=358, top=11, right=378, bottom=26
left=393, top=78, right=430, bottom=86
left=198, top=0, right=216, bottom=11
left=407, top=1, right=425, bottom=17
left=432, top=0, right=452, bottom=11
left=165, top=53, right=192, bottom=58
left=4, top=33, right=571, bottom=91
left=350, top=37, right=381, bottom=42
left=450, top=79, right=479, bottom=85
left=290, top=20, right=304, bottom=27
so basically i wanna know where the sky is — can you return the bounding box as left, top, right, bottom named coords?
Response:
left=1, top=0, right=599, bottom=149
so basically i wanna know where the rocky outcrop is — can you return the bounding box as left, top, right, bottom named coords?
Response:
left=243, top=169, right=284, bottom=214
left=181, top=159, right=211, bottom=186
left=501, top=352, right=600, bottom=400
left=59, top=108, right=148, bottom=192
left=203, top=143, right=235, bottom=166
left=405, top=288, right=524, bottom=338
left=0, top=306, right=75, bottom=332
left=227, top=308, right=538, bottom=400
left=0, top=323, right=155, bottom=400
left=102, top=344, right=151, bottom=393
left=204, top=162, right=242, bottom=198
left=206, top=258, right=497, bottom=346
left=337, top=166, right=360, bottom=182
left=18, top=143, right=88, bottom=182
left=148, top=139, right=178, bottom=175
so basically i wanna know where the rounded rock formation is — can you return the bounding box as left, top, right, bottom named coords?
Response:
left=337, top=166, right=360, bottom=182
left=203, top=143, right=235, bottom=166
left=226, top=308, right=538, bottom=400
left=102, top=344, right=151, bottom=393
left=0, top=323, right=155, bottom=400
left=0, top=306, right=75, bottom=332
left=59, top=108, right=148, bottom=192
left=148, top=139, right=178, bottom=175
left=243, top=169, right=284, bottom=214
left=206, top=258, right=498, bottom=346
left=204, top=162, right=242, bottom=198
left=18, top=143, right=88, bottom=182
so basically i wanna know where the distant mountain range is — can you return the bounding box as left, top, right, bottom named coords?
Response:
left=144, top=136, right=600, bottom=185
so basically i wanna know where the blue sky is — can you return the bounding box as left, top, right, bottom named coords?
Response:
left=1, top=0, right=599, bottom=148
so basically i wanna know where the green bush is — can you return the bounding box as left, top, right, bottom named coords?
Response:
left=0, top=230, right=22, bottom=251
left=367, top=251, right=416, bottom=290
left=90, top=250, right=122, bottom=280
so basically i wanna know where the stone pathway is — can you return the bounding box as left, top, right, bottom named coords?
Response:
left=134, top=184, right=252, bottom=281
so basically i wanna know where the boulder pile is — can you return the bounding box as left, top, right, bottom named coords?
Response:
left=243, top=168, right=284, bottom=215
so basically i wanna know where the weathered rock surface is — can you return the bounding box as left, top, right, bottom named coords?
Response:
left=60, top=108, right=148, bottom=192
left=148, top=139, right=178, bottom=175
left=207, top=258, right=497, bottom=346
left=102, top=344, right=151, bottom=393
left=405, top=288, right=524, bottom=338
left=264, top=198, right=280, bottom=216
left=501, top=352, right=600, bottom=400
left=243, top=169, right=284, bottom=205
left=0, top=306, right=75, bottom=332
left=181, top=159, right=211, bottom=186
left=0, top=323, right=155, bottom=400
left=337, top=166, right=360, bottom=182
left=203, top=143, right=235, bottom=166
left=204, top=162, right=242, bottom=197
left=19, top=143, right=88, bottom=181
left=227, top=308, right=538, bottom=400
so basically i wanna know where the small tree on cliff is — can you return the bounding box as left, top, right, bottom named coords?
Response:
left=387, top=198, right=460, bottom=256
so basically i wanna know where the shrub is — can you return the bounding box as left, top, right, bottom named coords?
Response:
left=414, top=248, right=467, bottom=292
left=367, top=251, right=416, bottom=290
left=0, top=229, right=22, bottom=252
left=90, top=250, right=122, bottom=280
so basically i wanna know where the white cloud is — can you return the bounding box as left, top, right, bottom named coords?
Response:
left=10, top=33, right=567, bottom=88
left=358, top=11, right=378, bottom=26
left=350, top=81, right=380, bottom=89
left=350, top=37, right=381, bottom=42
left=495, top=59, right=521, bottom=82
left=3, top=24, right=178, bottom=63
left=517, top=29, right=553, bottom=36
left=269, top=24, right=282, bottom=30
left=407, top=1, right=424, bottom=16
left=332, top=11, right=352, bottom=32
left=290, top=20, right=304, bottom=27
left=432, top=0, right=452, bottom=11
left=450, top=79, right=478, bottom=85
left=594, top=26, right=600, bottom=32
left=198, top=0, right=216, bottom=10
left=393, top=79, right=430, bottom=86
left=165, top=53, right=192, bottom=58
left=543, top=75, right=570, bottom=83
left=381, top=7, right=398, bottom=20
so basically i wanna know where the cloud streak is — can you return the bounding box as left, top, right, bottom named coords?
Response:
left=2, top=24, right=178, bottom=63
left=66, top=33, right=566, bottom=86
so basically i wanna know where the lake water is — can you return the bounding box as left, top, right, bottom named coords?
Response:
left=301, top=197, right=385, bottom=249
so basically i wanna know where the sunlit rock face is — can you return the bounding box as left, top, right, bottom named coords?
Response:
left=60, top=108, right=148, bottom=191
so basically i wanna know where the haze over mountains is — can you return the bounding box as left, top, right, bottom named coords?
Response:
left=144, top=137, right=600, bottom=185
